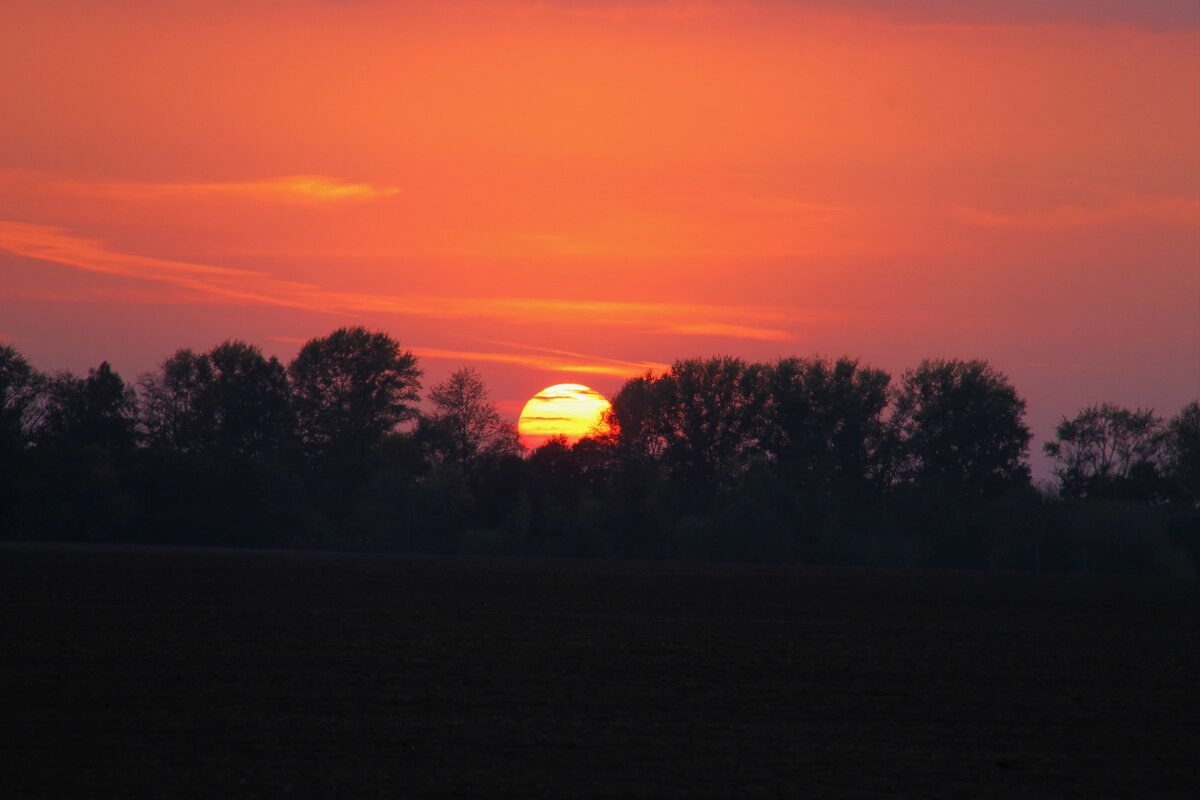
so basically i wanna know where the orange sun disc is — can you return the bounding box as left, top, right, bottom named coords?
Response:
left=517, top=383, right=611, bottom=450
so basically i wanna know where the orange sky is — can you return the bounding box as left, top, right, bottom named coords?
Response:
left=2, top=0, right=1198, bottom=473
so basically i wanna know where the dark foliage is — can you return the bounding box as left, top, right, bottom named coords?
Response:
left=4, top=338, right=1196, bottom=575
left=892, top=359, right=1032, bottom=496
left=289, top=327, right=422, bottom=465
left=1044, top=403, right=1168, bottom=502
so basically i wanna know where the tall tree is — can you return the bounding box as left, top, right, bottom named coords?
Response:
left=605, top=372, right=664, bottom=461
left=207, top=341, right=293, bottom=457
left=1, top=345, right=44, bottom=530
left=422, top=366, right=520, bottom=476
left=650, top=357, right=770, bottom=502
left=892, top=359, right=1031, bottom=496
left=288, top=327, right=422, bottom=462
left=0, top=344, right=43, bottom=453
left=140, top=341, right=293, bottom=457
left=139, top=348, right=215, bottom=453
left=41, top=362, right=139, bottom=451
left=765, top=356, right=891, bottom=493
left=1165, top=401, right=1200, bottom=504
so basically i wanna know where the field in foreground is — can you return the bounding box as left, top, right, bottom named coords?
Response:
left=1, top=545, right=1197, bottom=798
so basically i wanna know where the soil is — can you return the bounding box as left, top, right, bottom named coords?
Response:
left=2, top=544, right=1197, bottom=798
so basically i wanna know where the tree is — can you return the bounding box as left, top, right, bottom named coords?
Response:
left=892, top=359, right=1031, bottom=496
left=605, top=371, right=664, bottom=461
left=140, top=341, right=293, bottom=457
left=649, top=357, right=770, bottom=502
left=288, top=327, right=422, bottom=462
left=765, top=356, right=891, bottom=493
left=1043, top=403, right=1166, bottom=500
left=0, top=344, right=43, bottom=453
left=207, top=341, right=293, bottom=457
left=1, top=344, right=44, bottom=531
left=421, top=366, right=520, bottom=476
left=139, top=348, right=215, bottom=452
left=1165, top=402, right=1200, bottom=503
left=41, top=362, right=139, bottom=451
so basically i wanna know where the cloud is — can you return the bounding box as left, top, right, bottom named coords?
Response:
left=0, top=221, right=322, bottom=310
left=39, top=174, right=400, bottom=204
left=410, top=347, right=667, bottom=377
left=659, top=323, right=793, bottom=342
left=954, top=193, right=1200, bottom=230
left=265, top=337, right=658, bottom=376
left=0, top=221, right=825, bottom=346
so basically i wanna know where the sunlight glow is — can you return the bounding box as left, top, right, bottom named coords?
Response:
left=517, top=384, right=612, bottom=450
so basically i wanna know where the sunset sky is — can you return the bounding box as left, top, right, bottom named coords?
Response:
left=2, top=0, right=1198, bottom=473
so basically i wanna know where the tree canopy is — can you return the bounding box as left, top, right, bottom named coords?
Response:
left=421, top=366, right=521, bottom=476
left=1044, top=403, right=1167, bottom=501
left=41, top=362, right=139, bottom=452
left=3, top=337, right=1196, bottom=576
left=288, top=327, right=421, bottom=462
left=892, top=359, right=1031, bottom=496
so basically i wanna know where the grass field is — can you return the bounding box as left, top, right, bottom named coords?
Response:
left=2, top=544, right=1197, bottom=797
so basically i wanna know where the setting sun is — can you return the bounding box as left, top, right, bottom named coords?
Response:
left=517, top=383, right=611, bottom=450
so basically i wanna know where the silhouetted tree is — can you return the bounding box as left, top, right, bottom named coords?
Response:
left=1, top=344, right=44, bottom=534
left=288, top=327, right=421, bottom=463
left=649, top=357, right=771, bottom=504
left=605, top=372, right=663, bottom=461
left=420, top=366, right=520, bottom=476
left=40, top=362, right=139, bottom=451
left=1044, top=403, right=1166, bottom=501
left=1164, top=401, right=1200, bottom=504
left=1, top=344, right=43, bottom=453
left=765, top=356, right=891, bottom=493
left=139, top=348, right=215, bottom=452
left=892, top=359, right=1031, bottom=496
left=140, top=341, right=293, bottom=458
left=207, top=341, right=293, bottom=457
left=24, top=362, right=139, bottom=541
left=8, top=332, right=1193, bottom=574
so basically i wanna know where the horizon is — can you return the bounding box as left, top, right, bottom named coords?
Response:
left=2, top=0, right=1198, bottom=478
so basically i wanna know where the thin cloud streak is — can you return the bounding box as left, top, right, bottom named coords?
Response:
left=48, top=175, right=401, bottom=204
left=413, top=347, right=668, bottom=377
left=0, top=171, right=399, bottom=204
left=480, top=339, right=672, bottom=371
left=0, top=222, right=819, bottom=346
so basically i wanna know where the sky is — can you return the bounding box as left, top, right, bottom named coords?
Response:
left=1, top=0, right=1198, bottom=473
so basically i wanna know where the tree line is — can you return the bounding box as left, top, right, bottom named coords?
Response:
left=2, top=328, right=1197, bottom=575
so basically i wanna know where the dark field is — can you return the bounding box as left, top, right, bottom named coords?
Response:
left=2, top=545, right=1197, bottom=798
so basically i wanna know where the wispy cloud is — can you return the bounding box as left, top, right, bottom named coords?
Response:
left=0, top=221, right=832, bottom=345
left=260, top=339, right=662, bottom=377
left=954, top=193, right=1200, bottom=230
left=659, top=323, right=793, bottom=342
left=411, top=347, right=667, bottom=377
left=22, top=173, right=400, bottom=204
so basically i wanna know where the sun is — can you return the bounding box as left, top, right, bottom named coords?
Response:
left=518, top=383, right=612, bottom=450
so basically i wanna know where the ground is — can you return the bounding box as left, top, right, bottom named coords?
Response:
left=1, top=544, right=1197, bottom=797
